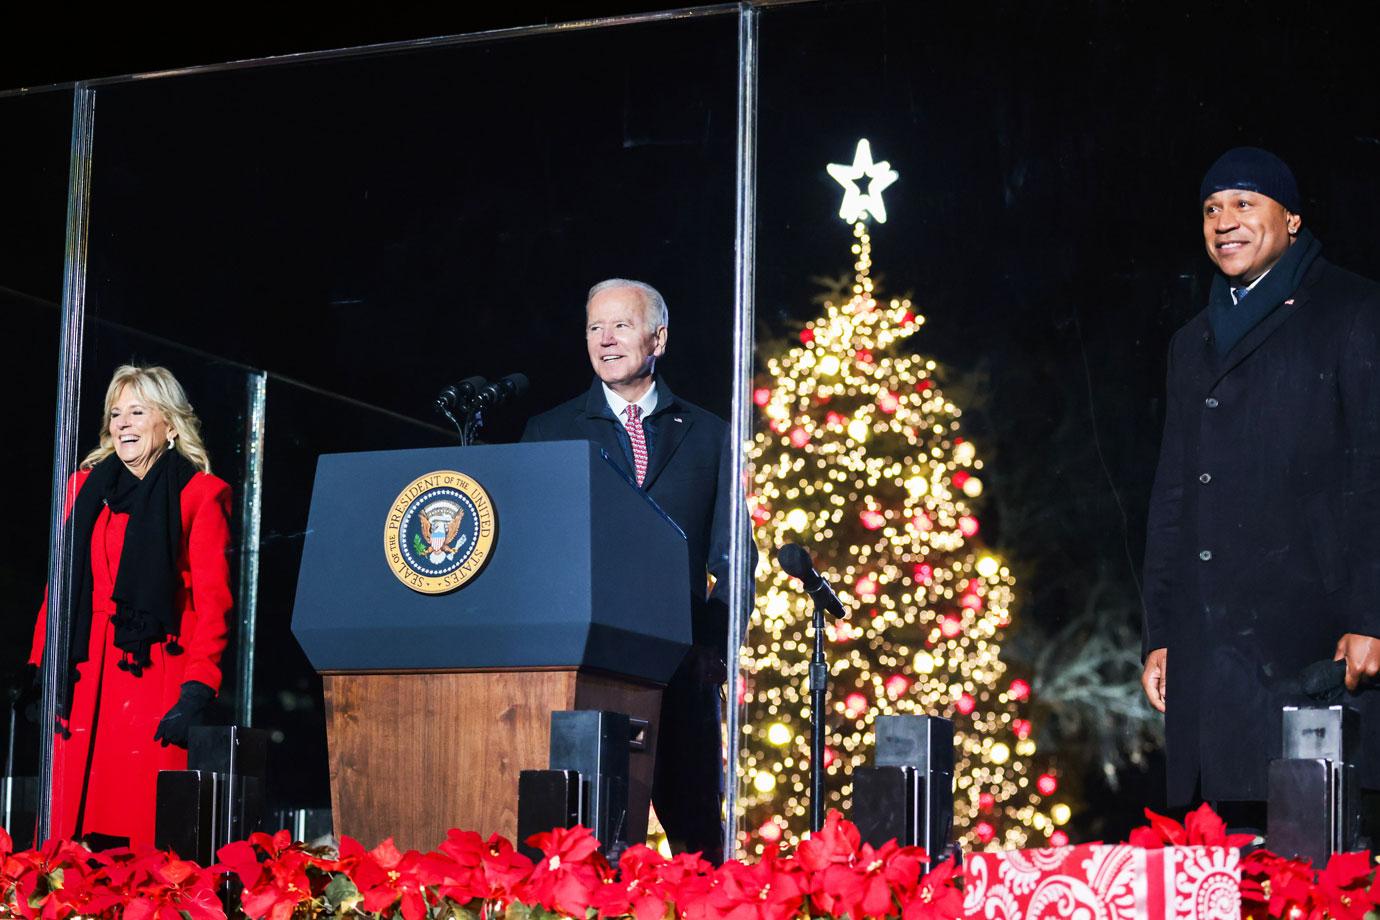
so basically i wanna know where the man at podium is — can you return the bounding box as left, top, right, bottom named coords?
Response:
left=521, top=278, right=741, bottom=862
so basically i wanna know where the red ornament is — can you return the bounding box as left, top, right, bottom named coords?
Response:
left=789, top=427, right=811, bottom=448
left=823, top=746, right=838, bottom=768
left=855, top=349, right=873, bottom=365
left=961, top=593, right=983, bottom=611
left=1012, top=718, right=1032, bottom=740
left=769, top=419, right=787, bottom=434
left=1049, top=830, right=1070, bottom=847
left=917, top=379, right=934, bottom=392
left=736, top=674, right=748, bottom=705
left=759, top=820, right=783, bottom=842
left=955, top=693, right=976, bottom=715
left=878, top=391, right=900, bottom=414
left=800, top=328, right=815, bottom=345
left=885, top=674, right=912, bottom=699
left=843, top=693, right=868, bottom=718
left=855, top=576, right=878, bottom=598
left=860, top=510, right=886, bottom=530
left=751, top=506, right=771, bottom=526
left=978, top=792, right=996, bottom=813
left=1037, top=773, right=1058, bottom=795
left=825, top=411, right=844, bottom=426
left=901, top=310, right=917, bottom=326
left=912, top=563, right=934, bottom=584
left=940, top=615, right=963, bottom=638
left=958, top=515, right=980, bottom=537
left=912, top=513, right=933, bottom=532
left=952, top=470, right=971, bottom=488
left=753, top=387, right=771, bottom=407
left=974, top=822, right=996, bottom=844
left=1009, top=679, right=1031, bottom=701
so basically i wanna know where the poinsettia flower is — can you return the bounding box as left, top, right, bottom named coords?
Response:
left=1240, top=849, right=1318, bottom=919
left=417, top=837, right=487, bottom=906
left=8, top=836, right=95, bottom=920
left=1129, top=804, right=1254, bottom=850
left=1313, top=850, right=1375, bottom=920
left=477, top=832, right=535, bottom=902
left=686, top=856, right=805, bottom=920
left=796, top=810, right=863, bottom=872
left=524, top=825, right=611, bottom=916
left=349, top=838, right=430, bottom=920
left=238, top=846, right=314, bottom=920
left=1182, top=803, right=1257, bottom=848
left=903, top=858, right=963, bottom=920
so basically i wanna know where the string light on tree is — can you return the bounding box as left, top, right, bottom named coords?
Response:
left=740, top=138, right=1061, bottom=852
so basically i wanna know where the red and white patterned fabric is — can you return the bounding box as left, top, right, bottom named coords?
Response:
left=625, top=404, right=648, bottom=486
left=964, top=844, right=1240, bottom=920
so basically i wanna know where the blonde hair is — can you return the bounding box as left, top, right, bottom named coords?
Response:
left=80, top=365, right=213, bottom=474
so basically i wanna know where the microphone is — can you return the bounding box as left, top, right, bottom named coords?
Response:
left=777, top=543, right=849, bottom=619
left=435, top=376, right=488, bottom=415
left=474, top=373, right=530, bottom=410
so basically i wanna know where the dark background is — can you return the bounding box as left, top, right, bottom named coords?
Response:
left=5, top=0, right=1380, bottom=845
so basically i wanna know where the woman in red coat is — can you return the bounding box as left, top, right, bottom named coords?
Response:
left=29, top=364, right=232, bottom=848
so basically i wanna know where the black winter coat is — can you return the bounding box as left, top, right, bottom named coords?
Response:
left=520, top=377, right=742, bottom=657
left=1143, top=257, right=1380, bottom=804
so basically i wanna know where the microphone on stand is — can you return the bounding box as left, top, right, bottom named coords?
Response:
left=474, top=373, right=530, bottom=410
left=777, top=543, right=849, bottom=619
left=435, top=376, right=488, bottom=415
left=776, top=540, right=846, bottom=835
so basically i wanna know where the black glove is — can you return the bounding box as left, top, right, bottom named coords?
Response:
left=154, top=680, right=214, bottom=748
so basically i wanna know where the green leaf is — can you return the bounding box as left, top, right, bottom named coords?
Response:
left=324, top=873, right=362, bottom=912
left=505, top=901, right=533, bottom=920
left=413, top=533, right=428, bottom=555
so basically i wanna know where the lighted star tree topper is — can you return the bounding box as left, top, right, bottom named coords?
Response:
left=739, top=139, right=1067, bottom=852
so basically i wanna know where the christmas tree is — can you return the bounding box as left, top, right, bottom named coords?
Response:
left=740, top=139, right=1064, bottom=852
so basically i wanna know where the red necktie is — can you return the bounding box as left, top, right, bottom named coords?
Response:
left=625, top=404, right=648, bottom=486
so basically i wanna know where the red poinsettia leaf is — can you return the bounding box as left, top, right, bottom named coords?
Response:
left=122, top=898, right=156, bottom=920
left=155, top=858, right=199, bottom=887
left=177, top=885, right=230, bottom=920
left=630, top=891, right=669, bottom=920
left=1322, top=850, right=1373, bottom=888
left=1142, top=807, right=1188, bottom=845
left=1127, top=826, right=1165, bottom=849
left=369, top=838, right=405, bottom=870
left=217, top=840, right=264, bottom=888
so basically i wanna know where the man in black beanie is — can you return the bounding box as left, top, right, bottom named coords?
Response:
left=1141, top=147, right=1380, bottom=829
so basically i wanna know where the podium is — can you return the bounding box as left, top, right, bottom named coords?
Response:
left=291, top=441, right=691, bottom=850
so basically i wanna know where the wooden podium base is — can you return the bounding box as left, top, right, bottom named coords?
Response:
left=321, top=668, right=662, bottom=851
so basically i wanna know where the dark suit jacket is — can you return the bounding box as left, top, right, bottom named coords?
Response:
left=1143, top=257, right=1380, bottom=803
left=521, top=377, right=741, bottom=657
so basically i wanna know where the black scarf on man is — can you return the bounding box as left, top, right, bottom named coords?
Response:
left=57, top=449, right=196, bottom=717
left=1208, top=228, right=1322, bottom=357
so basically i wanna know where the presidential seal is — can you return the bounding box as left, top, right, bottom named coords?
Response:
left=384, top=470, right=496, bottom=594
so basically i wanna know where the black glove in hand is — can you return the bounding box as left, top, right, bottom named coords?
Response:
left=154, top=680, right=214, bottom=748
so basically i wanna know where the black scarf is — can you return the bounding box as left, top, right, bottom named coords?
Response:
left=1207, top=228, right=1322, bottom=357
left=59, top=450, right=197, bottom=715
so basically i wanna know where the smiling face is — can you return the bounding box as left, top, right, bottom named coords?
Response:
left=585, top=285, right=667, bottom=400
left=1202, top=189, right=1302, bottom=284
left=108, top=383, right=175, bottom=479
